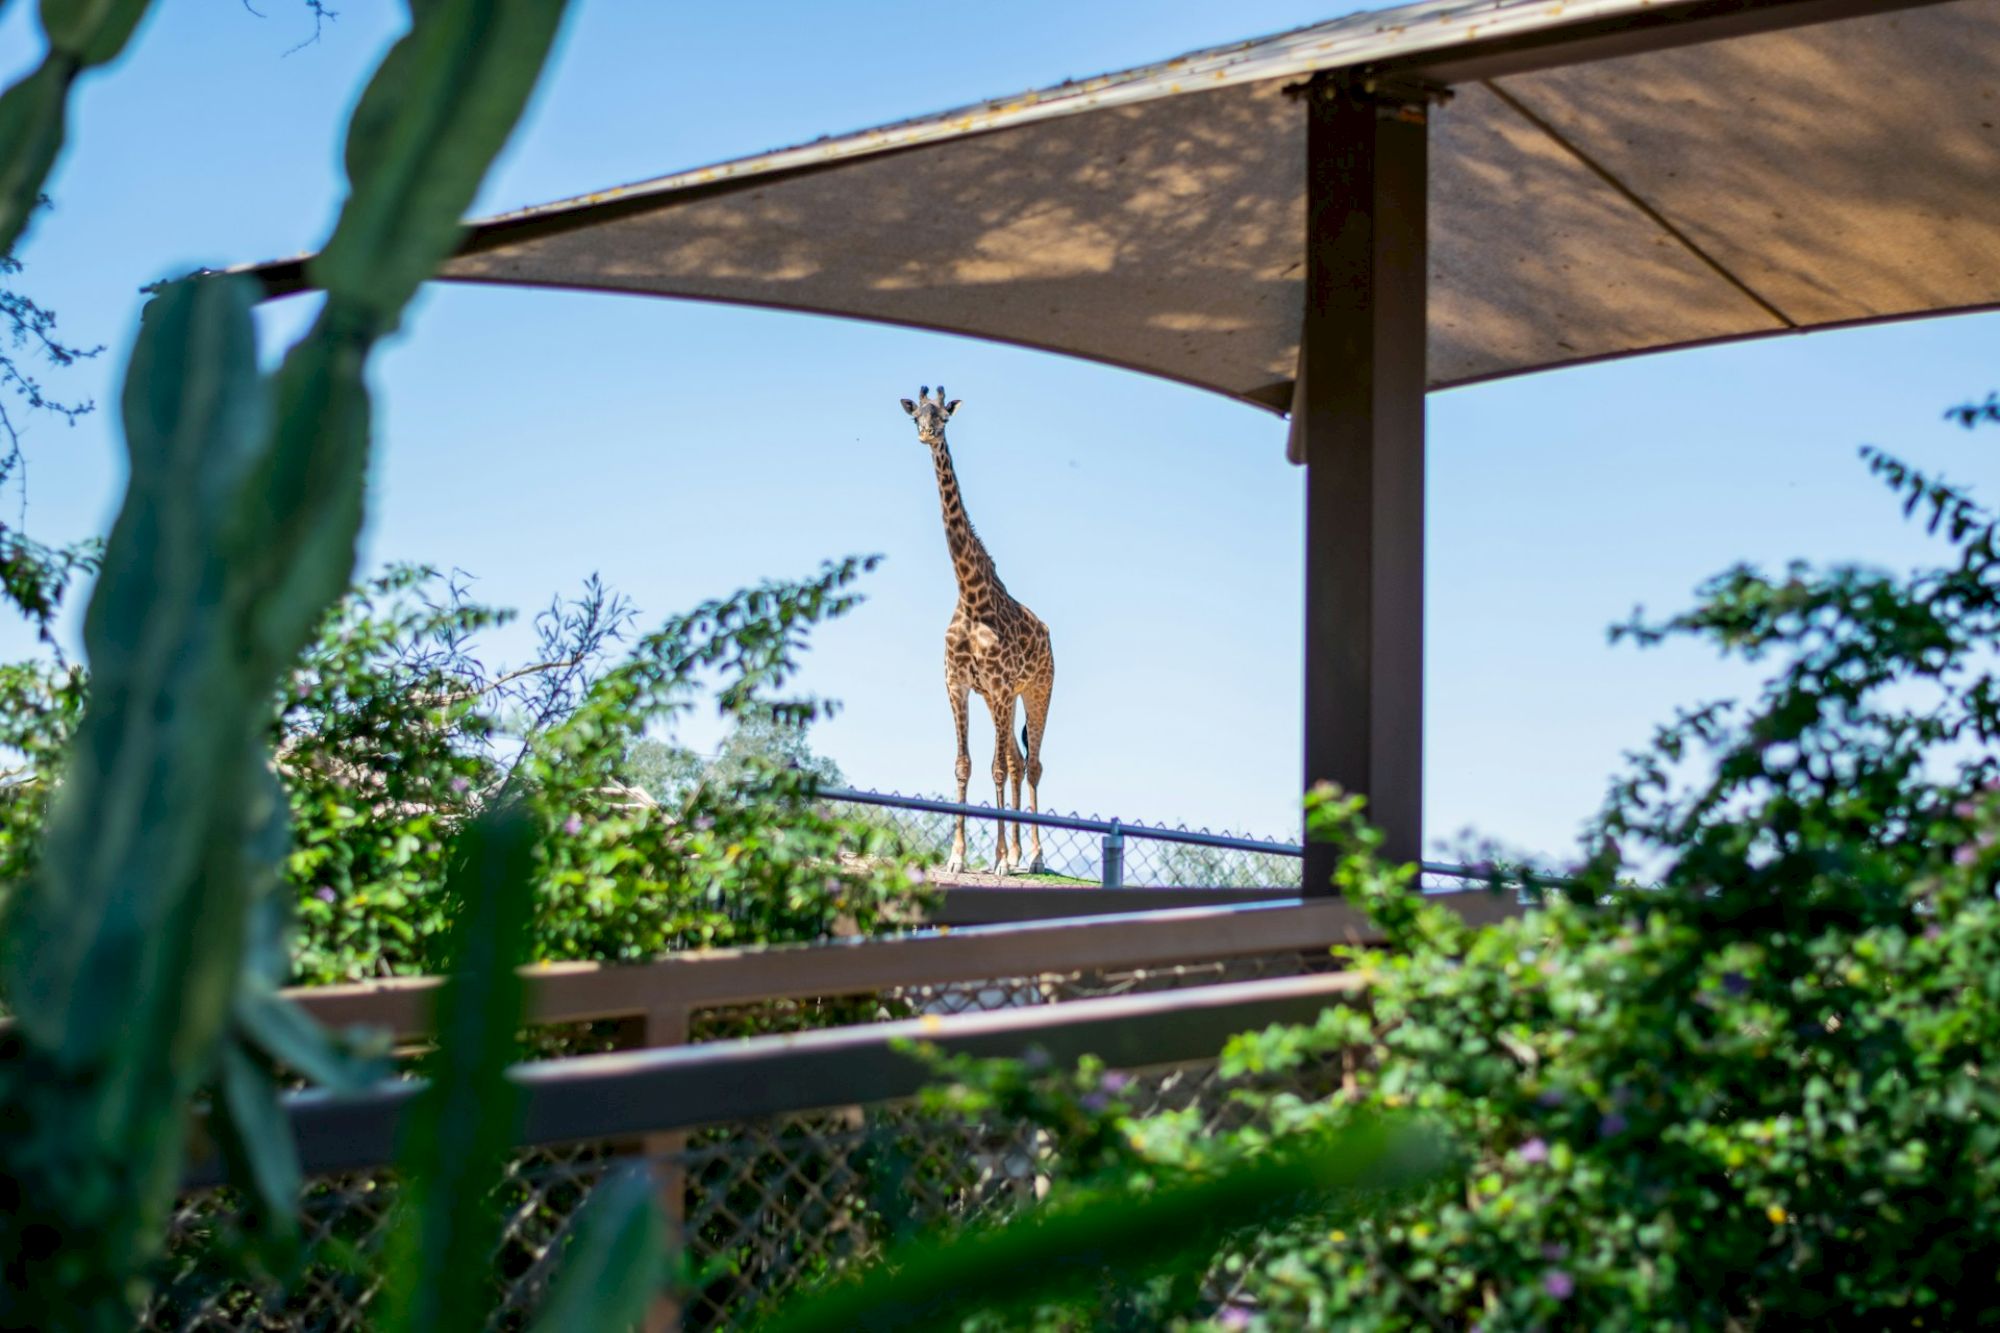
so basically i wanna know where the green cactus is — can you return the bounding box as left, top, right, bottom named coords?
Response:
left=0, top=0, right=155, bottom=254
left=0, top=1, right=576, bottom=1325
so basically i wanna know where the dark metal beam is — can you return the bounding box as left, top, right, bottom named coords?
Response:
left=1376, top=0, right=1947, bottom=86
left=1298, top=79, right=1428, bottom=889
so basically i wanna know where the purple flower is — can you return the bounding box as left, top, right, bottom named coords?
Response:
left=1925, top=924, right=1944, bottom=941
left=1541, top=1242, right=1568, bottom=1261
left=1216, top=1305, right=1254, bottom=1331
left=1956, top=843, right=1981, bottom=867
left=1100, top=1071, right=1132, bottom=1095
left=1080, top=1092, right=1110, bottom=1113
left=562, top=815, right=582, bottom=836
left=1544, top=1270, right=1575, bottom=1301
left=1721, top=971, right=1750, bottom=996
left=1956, top=800, right=1979, bottom=820
left=1021, top=1046, right=1052, bottom=1072
left=1536, top=1087, right=1565, bottom=1109
left=1599, top=1112, right=1629, bottom=1139
left=314, top=885, right=337, bottom=904
left=450, top=776, right=470, bottom=795
left=1518, top=1137, right=1550, bottom=1164
left=907, top=867, right=927, bottom=885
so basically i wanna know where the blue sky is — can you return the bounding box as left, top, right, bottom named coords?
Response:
left=3, top=2, right=1997, bottom=861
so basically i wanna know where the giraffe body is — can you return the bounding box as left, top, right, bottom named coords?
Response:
left=902, top=387, right=1054, bottom=874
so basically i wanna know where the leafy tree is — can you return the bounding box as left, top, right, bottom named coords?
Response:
left=627, top=701, right=846, bottom=803
left=0, top=558, right=928, bottom=983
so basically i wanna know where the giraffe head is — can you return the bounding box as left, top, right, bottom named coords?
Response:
left=899, top=385, right=961, bottom=446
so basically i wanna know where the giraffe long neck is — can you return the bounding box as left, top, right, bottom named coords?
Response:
left=929, top=439, right=997, bottom=597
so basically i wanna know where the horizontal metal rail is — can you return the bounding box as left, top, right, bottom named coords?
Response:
left=191, top=970, right=1366, bottom=1184
left=930, top=886, right=1296, bottom=926
left=822, top=784, right=1541, bottom=883
left=289, top=892, right=1521, bottom=1038
left=823, top=786, right=1303, bottom=857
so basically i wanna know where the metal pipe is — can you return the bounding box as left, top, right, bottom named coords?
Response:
left=1101, top=822, right=1125, bottom=890
left=818, top=785, right=1569, bottom=888
left=821, top=785, right=1297, bottom=855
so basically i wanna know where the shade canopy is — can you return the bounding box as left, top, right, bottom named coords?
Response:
left=250, top=0, right=1999, bottom=412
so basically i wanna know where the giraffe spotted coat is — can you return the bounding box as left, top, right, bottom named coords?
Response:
left=900, top=387, right=1055, bottom=874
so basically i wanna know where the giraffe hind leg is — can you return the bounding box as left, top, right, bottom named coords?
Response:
left=1003, top=699, right=1026, bottom=871
left=1022, top=682, right=1051, bottom=874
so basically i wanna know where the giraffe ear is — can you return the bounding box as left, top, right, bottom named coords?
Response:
left=944, top=399, right=961, bottom=417
left=900, top=398, right=917, bottom=416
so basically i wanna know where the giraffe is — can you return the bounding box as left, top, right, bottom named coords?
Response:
left=900, top=386, right=1054, bottom=875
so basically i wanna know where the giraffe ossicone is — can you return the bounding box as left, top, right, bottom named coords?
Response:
left=901, top=386, right=1054, bottom=876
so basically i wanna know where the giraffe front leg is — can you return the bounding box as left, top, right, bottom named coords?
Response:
left=947, top=677, right=971, bottom=874
left=989, top=704, right=1013, bottom=876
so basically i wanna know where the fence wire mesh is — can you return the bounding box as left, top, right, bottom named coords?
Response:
left=825, top=786, right=1511, bottom=893
left=145, top=949, right=1330, bottom=1331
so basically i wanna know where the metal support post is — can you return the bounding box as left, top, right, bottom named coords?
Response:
left=1295, top=74, right=1432, bottom=892
left=1100, top=822, right=1125, bottom=890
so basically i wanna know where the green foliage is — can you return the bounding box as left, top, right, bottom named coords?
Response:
left=0, top=0, right=573, bottom=1324
left=375, top=812, right=671, bottom=1333
left=526, top=1165, right=671, bottom=1333
left=628, top=702, right=847, bottom=804
left=378, top=813, right=537, bottom=1333
left=0, top=650, right=83, bottom=884
left=1, top=236, right=104, bottom=490
left=0, top=0, right=155, bottom=253
left=0, top=554, right=929, bottom=984
left=274, top=559, right=926, bottom=981
left=763, top=1101, right=1447, bottom=1333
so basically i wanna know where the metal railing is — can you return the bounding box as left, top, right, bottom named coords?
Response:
left=161, top=895, right=1521, bottom=1330
left=822, top=785, right=1537, bottom=892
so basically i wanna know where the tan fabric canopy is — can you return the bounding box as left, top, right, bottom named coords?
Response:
left=248, top=0, right=2000, bottom=412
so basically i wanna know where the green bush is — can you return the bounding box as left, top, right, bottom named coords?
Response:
left=911, top=420, right=2000, bottom=1330
left=0, top=558, right=930, bottom=983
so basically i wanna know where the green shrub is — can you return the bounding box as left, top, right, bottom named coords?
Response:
left=0, top=559, right=929, bottom=983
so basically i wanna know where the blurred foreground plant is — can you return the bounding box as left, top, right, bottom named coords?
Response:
left=760, top=1097, right=1449, bottom=1333
left=0, top=0, right=573, bottom=1323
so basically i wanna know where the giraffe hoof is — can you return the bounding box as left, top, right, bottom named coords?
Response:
left=945, top=852, right=967, bottom=874
left=1024, top=857, right=1045, bottom=875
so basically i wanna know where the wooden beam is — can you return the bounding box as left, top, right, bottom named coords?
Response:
left=190, top=971, right=1365, bottom=1183
left=1299, top=79, right=1428, bottom=887
left=287, top=893, right=1520, bottom=1037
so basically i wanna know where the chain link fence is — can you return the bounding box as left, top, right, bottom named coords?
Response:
left=145, top=949, right=1328, bottom=1331
left=824, top=785, right=1510, bottom=893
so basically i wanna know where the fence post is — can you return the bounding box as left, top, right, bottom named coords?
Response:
left=1101, top=822, right=1124, bottom=890
left=639, top=1003, right=691, bottom=1333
